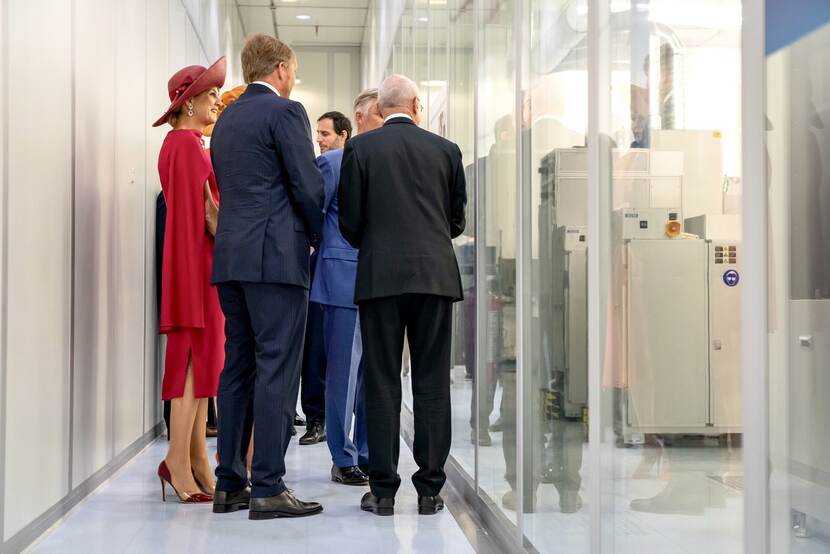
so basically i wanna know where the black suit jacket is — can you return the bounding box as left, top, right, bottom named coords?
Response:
left=338, top=117, right=466, bottom=303
left=210, top=84, right=324, bottom=288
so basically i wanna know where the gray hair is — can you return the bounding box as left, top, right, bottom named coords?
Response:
left=378, top=74, right=419, bottom=110
left=353, top=88, right=379, bottom=114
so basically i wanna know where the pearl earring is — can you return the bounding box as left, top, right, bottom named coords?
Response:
left=187, top=105, right=194, bottom=117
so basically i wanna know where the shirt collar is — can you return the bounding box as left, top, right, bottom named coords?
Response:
left=384, top=112, right=413, bottom=123
left=252, top=81, right=281, bottom=97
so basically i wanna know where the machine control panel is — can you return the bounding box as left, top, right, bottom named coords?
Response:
left=615, top=208, right=683, bottom=240
left=713, top=244, right=739, bottom=265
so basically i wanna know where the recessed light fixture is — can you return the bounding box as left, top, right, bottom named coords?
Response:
left=418, top=16, right=429, bottom=22
left=295, top=79, right=302, bottom=85
left=419, top=80, right=446, bottom=87
left=296, top=14, right=311, bottom=20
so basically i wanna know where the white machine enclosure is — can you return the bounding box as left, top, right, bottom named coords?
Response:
left=615, top=209, right=742, bottom=436
left=651, top=129, right=725, bottom=218
left=686, top=214, right=743, bottom=430
left=542, top=148, right=683, bottom=228
left=549, top=226, right=588, bottom=417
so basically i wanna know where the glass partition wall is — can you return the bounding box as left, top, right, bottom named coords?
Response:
left=596, top=1, right=744, bottom=552
left=382, top=1, right=748, bottom=551
left=766, top=6, right=830, bottom=553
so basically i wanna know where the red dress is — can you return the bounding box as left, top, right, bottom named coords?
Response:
left=158, top=129, right=225, bottom=400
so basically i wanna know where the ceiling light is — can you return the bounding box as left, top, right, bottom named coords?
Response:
left=295, top=79, right=302, bottom=85
left=420, top=80, right=446, bottom=87
left=418, top=16, right=429, bottom=22
left=296, top=14, right=311, bottom=21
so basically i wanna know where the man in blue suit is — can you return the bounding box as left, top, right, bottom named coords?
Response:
left=311, top=100, right=382, bottom=486
left=209, top=34, right=324, bottom=520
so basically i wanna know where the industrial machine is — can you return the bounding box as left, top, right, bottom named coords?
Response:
left=615, top=209, right=742, bottom=440
left=548, top=226, right=587, bottom=418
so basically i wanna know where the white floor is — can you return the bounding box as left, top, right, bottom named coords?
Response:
left=405, top=365, right=746, bottom=554
left=30, top=433, right=475, bottom=554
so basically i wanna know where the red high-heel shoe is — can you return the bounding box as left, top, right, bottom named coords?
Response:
left=158, top=461, right=213, bottom=503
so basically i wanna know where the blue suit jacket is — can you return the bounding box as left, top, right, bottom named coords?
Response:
left=210, top=84, right=324, bottom=288
left=310, top=148, right=358, bottom=309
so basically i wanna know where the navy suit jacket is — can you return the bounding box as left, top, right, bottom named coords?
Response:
left=210, top=84, right=324, bottom=288
left=310, top=148, right=358, bottom=309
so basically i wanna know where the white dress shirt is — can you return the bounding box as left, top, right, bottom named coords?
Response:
left=383, top=112, right=413, bottom=123
left=252, top=80, right=281, bottom=96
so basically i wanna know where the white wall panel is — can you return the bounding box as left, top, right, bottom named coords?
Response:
left=145, top=0, right=169, bottom=434
left=1, top=0, right=243, bottom=547
left=112, top=0, right=149, bottom=454
left=169, top=0, right=188, bottom=73
left=72, top=0, right=117, bottom=486
left=4, top=0, right=73, bottom=539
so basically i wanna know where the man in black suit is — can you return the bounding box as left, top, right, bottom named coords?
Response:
left=210, top=34, right=324, bottom=520
left=338, top=74, right=467, bottom=516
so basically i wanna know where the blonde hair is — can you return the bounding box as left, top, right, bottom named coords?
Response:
left=241, top=34, right=295, bottom=84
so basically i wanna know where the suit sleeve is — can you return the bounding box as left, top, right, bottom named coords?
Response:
left=316, top=155, right=336, bottom=214
left=275, top=101, right=325, bottom=240
left=450, top=144, right=467, bottom=238
left=338, top=141, right=365, bottom=248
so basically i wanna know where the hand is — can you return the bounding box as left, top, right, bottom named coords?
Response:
left=204, top=182, right=219, bottom=236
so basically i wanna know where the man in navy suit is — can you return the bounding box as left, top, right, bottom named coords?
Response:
left=310, top=98, right=383, bottom=487
left=209, top=34, right=324, bottom=520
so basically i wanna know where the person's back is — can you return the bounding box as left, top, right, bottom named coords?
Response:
left=339, top=116, right=466, bottom=303
left=338, top=74, right=466, bottom=517
left=210, top=34, right=325, bottom=521
left=211, top=84, right=322, bottom=287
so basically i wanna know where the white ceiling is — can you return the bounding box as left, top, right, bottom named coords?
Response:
left=236, top=0, right=370, bottom=47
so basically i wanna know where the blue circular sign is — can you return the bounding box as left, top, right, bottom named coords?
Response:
left=723, top=270, right=740, bottom=287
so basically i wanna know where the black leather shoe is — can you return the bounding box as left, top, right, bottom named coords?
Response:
left=299, top=422, right=326, bottom=445
left=331, top=465, right=369, bottom=486
left=294, top=413, right=306, bottom=426
left=418, top=495, right=445, bottom=515
left=213, top=487, right=251, bottom=513
left=290, top=425, right=297, bottom=436
left=360, top=492, right=394, bottom=516
left=358, top=464, right=369, bottom=476
left=249, top=490, right=323, bottom=520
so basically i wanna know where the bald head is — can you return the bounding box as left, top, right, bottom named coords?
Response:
left=378, top=74, right=422, bottom=125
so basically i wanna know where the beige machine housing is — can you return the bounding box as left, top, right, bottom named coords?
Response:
left=616, top=209, right=742, bottom=438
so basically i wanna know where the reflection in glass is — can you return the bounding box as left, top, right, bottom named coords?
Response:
left=768, top=16, right=830, bottom=552
left=474, top=0, right=519, bottom=524
left=523, top=0, right=590, bottom=551
left=600, top=1, right=743, bottom=551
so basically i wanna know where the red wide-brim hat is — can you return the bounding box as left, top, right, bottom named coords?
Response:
left=152, top=56, right=227, bottom=127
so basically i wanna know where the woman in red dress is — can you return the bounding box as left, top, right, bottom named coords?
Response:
left=152, top=58, right=226, bottom=503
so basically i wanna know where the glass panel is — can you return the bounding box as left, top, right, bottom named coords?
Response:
left=476, top=0, right=518, bottom=523
left=767, top=10, right=830, bottom=551
left=599, top=1, right=744, bottom=551
left=522, top=0, right=590, bottom=550
left=446, top=0, right=477, bottom=479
